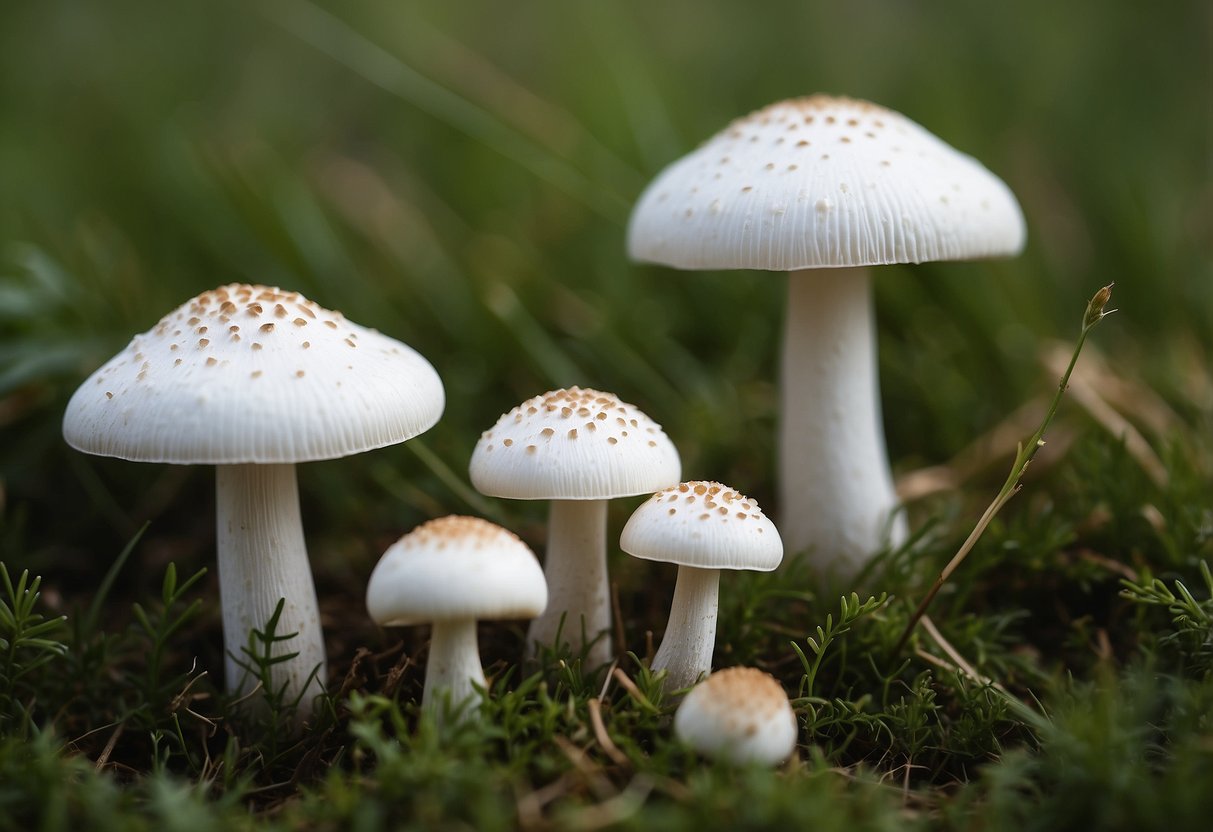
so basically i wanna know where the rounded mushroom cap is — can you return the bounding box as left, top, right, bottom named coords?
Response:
left=674, top=667, right=798, bottom=766
left=469, top=387, right=681, bottom=500
left=62, top=284, right=445, bottom=465
left=366, top=515, right=547, bottom=627
left=621, top=482, right=783, bottom=571
left=628, top=95, right=1025, bottom=272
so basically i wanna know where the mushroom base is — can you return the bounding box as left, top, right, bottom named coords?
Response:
left=216, top=463, right=326, bottom=711
left=652, top=565, right=720, bottom=692
left=526, top=499, right=612, bottom=667
left=779, top=268, right=907, bottom=576
left=423, top=618, right=487, bottom=721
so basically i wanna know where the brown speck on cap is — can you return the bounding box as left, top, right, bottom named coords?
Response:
left=206, top=357, right=218, bottom=367
left=198, top=338, right=210, bottom=348
left=260, top=323, right=275, bottom=333
left=296, top=370, right=305, bottom=378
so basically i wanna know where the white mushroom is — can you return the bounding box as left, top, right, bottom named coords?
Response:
left=366, top=515, right=547, bottom=718
left=621, top=482, right=782, bottom=691
left=628, top=95, right=1025, bottom=577
left=469, top=387, right=681, bottom=667
left=62, top=284, right=445, bottom=707
left=674, top=666, right=798, bottom=766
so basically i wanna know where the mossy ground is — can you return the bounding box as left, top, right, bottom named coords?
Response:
left=1, top=1, right=1210, bottom=829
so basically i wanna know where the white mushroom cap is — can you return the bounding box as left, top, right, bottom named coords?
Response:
left=62, top=284, right=445, bottom=464
left=366, top=515, right=547, bottom=626
left=674, top=667, right=798, bottom=765
left=628, top=95, right=1025, bottom=271
left=469, top=387, right=681, bottom=500
left=621, top=482, right=783, bottom=571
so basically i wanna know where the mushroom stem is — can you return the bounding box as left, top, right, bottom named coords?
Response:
left=215, top=463, right=326, bottom=707
left=652, top=565, right=720, bottom=691
left=779, top=268, right=907, bottom=575
left=526, top=499, right=612, bottom=666
left=423, top=618, right=486, bottom=718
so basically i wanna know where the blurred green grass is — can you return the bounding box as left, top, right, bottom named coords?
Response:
left=0, top=0, right=1209, bottom=596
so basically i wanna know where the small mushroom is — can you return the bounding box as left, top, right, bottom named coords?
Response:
left=621, top=482, right=782, bottom=690
left=62, top=284, right=445, bottom=708
left=674, top=666, right=798, bottom=766
left=628, top=95, right=1025, bottom=576
left=366, top=516, right=547, bottom=718
left=469, top=388, right=680, bottom=667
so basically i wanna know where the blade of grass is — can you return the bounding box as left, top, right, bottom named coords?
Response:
left=892, top=283, right=1117, bottom=656
left=258, top=0, right=629, bottom=222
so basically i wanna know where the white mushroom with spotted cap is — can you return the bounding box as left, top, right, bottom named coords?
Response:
left=469, top=387, right=681, bottom=667
left=63, top=284, right=444, bottom=708
left=366, top=515, right=547, bottom=719
left=621, top=482, right=782, bottom=691
left=674, top=666, right=798, bottom=766
left=628, top=95, right=1025, bottom=577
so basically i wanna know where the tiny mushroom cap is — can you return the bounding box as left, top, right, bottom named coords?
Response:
left=628, top=95, right=1025, bottom=271
left=366, top=516, right=548, bottom=626
left=674, top=667, right=798, bottom=766
left=63, top=283, right=445, bottom=464
left=621, top=482, right=783, bottom=571
left=469, top=387, right=681, bottom=500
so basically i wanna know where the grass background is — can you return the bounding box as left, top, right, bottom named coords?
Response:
left=1, top=0, right=1211, bottom=829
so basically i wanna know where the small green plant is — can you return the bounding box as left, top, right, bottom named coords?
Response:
left=131, top=563, right=208, bottom=716
left=1121, top=561, right=1213, bottom=678
left=893, top=283, right=1117, bottom=654
left=792, top=592, right=889, bottom=699
left=0, top=563, right=67, bottom=737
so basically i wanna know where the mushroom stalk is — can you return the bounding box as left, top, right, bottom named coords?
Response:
left=651, top=565, right=720, bottom=691
left=216, top=463, right=326, bottom=706
left=526, top=499, right=612, bottom=666
left=423, top=618, right=486, bottom=716
left=778, top=268, right=906, bottom=575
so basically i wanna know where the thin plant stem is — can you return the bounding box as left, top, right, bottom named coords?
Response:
left=892, top=284, right=1116, bottom=656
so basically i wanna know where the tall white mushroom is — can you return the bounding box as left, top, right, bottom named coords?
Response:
left=63, top=284, right=444, bottom=707
left=628, top=95, right=1025, bottom=577
left=470, top=387, right=681, bottom=667
left=621, top=482, right=782, bottom=691
left=366, top=515, right=547, bottom=719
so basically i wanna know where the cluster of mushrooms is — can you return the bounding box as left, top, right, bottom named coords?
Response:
left=61, top=95, right=1024, bottom=765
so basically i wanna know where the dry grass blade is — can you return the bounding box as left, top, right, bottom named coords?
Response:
left=587, top=698, right=629, bottom=768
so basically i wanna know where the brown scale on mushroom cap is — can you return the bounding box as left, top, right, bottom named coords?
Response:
left=366, top=514, right=546, bottom=627
left=629, top=94, right=1026, bottom=272
left=621, top=480, right=783, bottom=570
left=650, top=481, right=767, bottom=524
left=400, top=515, right=526, bottom=551
left=469, top=386, right=681, bottom=501
left=62, top=283, right=444, bottom=466
left=673, top=665, right=799, bottom=766
left=691, top=667, right=790, bottom=720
